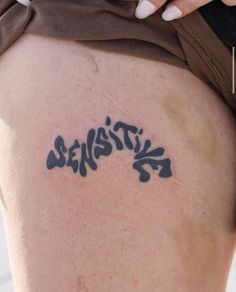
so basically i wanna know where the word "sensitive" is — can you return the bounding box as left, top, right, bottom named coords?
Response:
left=46, top=116, right=173, bottom=183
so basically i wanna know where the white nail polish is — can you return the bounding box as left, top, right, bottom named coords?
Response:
left=16, top=0, right=31, bottom=6
left=135, top=0, right=157, bottom=19
left=162, top=5, right=182, bottom=21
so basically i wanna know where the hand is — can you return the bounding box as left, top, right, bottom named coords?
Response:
left=135, top=0, right=236, bottom=21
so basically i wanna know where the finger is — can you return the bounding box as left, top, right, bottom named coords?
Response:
left=135, top=0, right=167, bottom=19
left=221, top=0, right=236, bottom=5
left=162, top=0, right=211, bottom=21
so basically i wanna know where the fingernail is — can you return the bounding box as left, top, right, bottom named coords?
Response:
left=135, top=0, right=157, bottom=19
left=16, top=0, right=31, bottom=6
left=162, top=5, right=182, bottom=21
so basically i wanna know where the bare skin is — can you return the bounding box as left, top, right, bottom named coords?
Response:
left=0, top=34, right=235, bottom=292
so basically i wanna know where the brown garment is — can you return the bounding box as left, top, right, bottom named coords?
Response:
left=0, top=0, right=235, bottom=115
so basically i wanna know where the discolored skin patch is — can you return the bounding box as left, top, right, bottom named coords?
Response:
left=161, top=92, right=219, bottom=166
left=187, top=110, right=218, bottom=167
left=170, top=215, right=220, bottom=285
left=161, top=94, right=187, bottom=131
left=77, top=275, right=88, bottom=292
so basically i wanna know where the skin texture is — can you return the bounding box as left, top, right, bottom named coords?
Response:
left=0, top=34, right=236, bottom=292
left=134, top=0, right=236, bottom=21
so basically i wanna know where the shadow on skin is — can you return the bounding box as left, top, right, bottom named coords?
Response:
left=234, top=198, right=236, bottom=231
left=0, top=187, right=7, bottom=210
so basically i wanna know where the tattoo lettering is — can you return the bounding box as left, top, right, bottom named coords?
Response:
left=46, top=117, right=173, bottom=183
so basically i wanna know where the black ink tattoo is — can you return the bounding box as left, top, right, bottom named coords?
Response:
left=46, top=117, right=173, bottom=183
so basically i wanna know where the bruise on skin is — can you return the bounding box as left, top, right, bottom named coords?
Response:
left=77, top=275, right=88, bottom=292
left=161, top=92, right=219, bottom=166
left=161, top=94, right=187, bottom=131
left=170, top=216, right=220, bottom=284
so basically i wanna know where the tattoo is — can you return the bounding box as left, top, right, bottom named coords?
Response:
left=46, top=116, right=173, bottom=183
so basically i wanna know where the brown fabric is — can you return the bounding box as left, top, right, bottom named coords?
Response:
left=0, top=0, right=235, bottom=115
